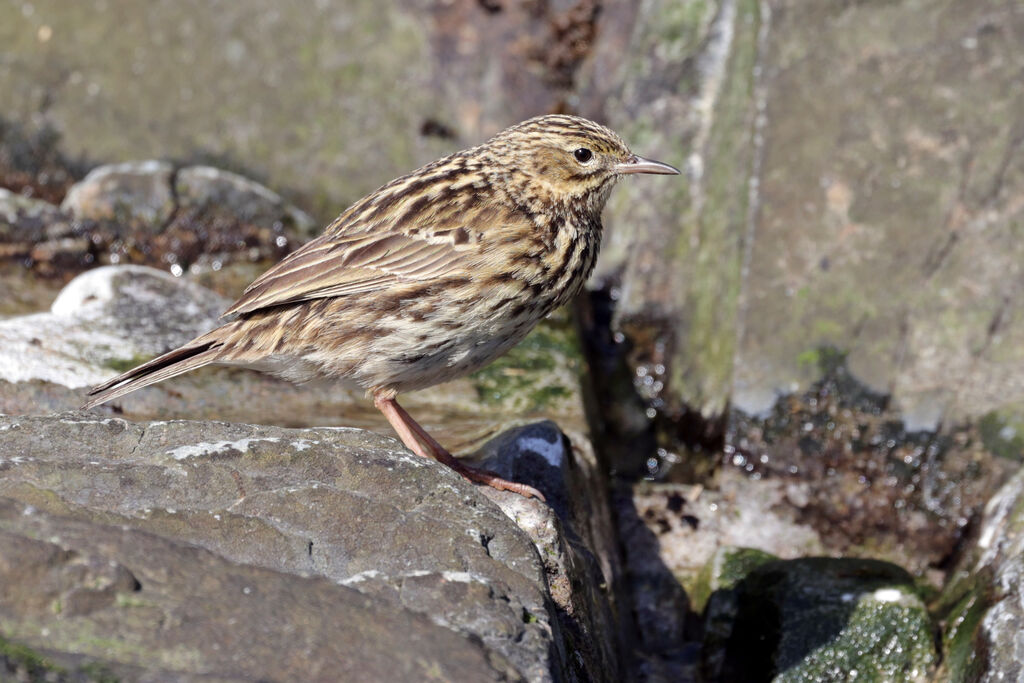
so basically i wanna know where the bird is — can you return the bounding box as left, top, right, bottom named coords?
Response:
left=83, top=114, right=680, bottom=500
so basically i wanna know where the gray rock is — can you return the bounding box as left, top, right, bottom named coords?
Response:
left=0, top=267, right=623, bottom=681
left=53, top=161, right=316, bottom=273
left=0, top=187, right=68, bottom=242
left=0, top=265, right=226, bottom=389
left=0, top=188, right=93, bottom=282
left=732, top=0, right=1024, bottom=430
left=0, top=493, right=521, bottom=682
left=0, top=0, right=599, bottom=221
left=0, top=412, right=616, bottom=681
left=61, top=161, right=175, bottom=231
left=584, top=0, right=761, bottom=422
left=174, top=165, right=315, bottom=239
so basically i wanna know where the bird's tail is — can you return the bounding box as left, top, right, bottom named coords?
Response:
left=82, top=327, right=231, bottom=409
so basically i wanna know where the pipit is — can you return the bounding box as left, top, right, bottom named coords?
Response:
left=84, top=115, right=679, bottom=500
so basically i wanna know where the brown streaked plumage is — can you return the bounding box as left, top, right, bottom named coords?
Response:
left=83, top=115, right=680, bottom=500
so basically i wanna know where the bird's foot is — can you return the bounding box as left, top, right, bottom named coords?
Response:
left=444, top=458, right=546, bottom=501
left=373, top=393, right=546, bottom=501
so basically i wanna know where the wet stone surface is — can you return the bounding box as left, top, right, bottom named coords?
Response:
left=934, top=466, right=1024, bottom=682
left=700, top=553, right=937, bottom=682
left=726, top=351, right=1017, bottom=574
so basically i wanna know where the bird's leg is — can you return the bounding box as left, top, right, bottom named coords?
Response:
left=373, top=393, right=545, bottom=501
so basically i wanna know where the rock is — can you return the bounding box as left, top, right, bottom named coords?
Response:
left=699, top=553, right=938, bottom=682
left=0, top=495, right=520, bottom=682
left=0, top=187, right=68, bottom=245
left=174, top=165, right=316, bottom=239
left=61, top=161, right=175, bottom=231
left=0, top=1, right=606, bottom=221
left=0, top=413, right=621, bottom=681
left=0, top=264, right=592, bottom=456
left=53, top=161, right=316, bottom=274
left=0, top=265, right=226, bottom=390
left=615, top=472, right=823, bottom=679
left=0, top=188, right=96, bottom=283
left=732, top=0, right=1024, bottom=430
left=626, top=474, right=823, bottom=599
left=935, top=467, right=1024, bottom=682
left=582, top=0, right=762, bottom=426
left=725, top=356, right=1015, bottom=574
left=474, top=421, right=626, bottom=680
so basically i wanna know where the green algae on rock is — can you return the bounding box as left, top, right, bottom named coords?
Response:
left=700, top=556, right=937, bottom=682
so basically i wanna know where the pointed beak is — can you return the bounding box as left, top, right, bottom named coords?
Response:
left=615, top=154, right=681, bottom=175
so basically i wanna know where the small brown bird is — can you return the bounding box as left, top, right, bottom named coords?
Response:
left=84, top=115, right=679, bottom=500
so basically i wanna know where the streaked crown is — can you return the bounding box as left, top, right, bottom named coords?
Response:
left=480, top=115, right=636, bottom=207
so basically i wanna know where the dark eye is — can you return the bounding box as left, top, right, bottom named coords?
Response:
left=573, top=148, right=593, bottom=163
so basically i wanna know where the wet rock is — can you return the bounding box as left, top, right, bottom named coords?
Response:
left=627, top=475, right=822, bottom=598
left=935, top=467, right=1024, bottom=682
left=0, top=413, right=619, bottom=681
left=726, top=354, right=1015, bottom=573
left=54, top=161, right=316, bottom=274
left=475, top=421, right=626, bottom=681
left=616, top=472, right=823, bottom=680
left=700, top=553, right=937, bottom=682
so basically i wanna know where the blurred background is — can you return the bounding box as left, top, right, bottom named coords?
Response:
left=2, top=0, right=1023, bottom=680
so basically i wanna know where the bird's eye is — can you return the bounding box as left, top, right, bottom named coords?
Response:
left=573, top=148, right=593, bottom=164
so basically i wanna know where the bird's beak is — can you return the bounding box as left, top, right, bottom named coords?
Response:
left=615, top=154, right=681, bottom=175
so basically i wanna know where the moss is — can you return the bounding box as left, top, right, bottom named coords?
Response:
left=470, top=312, right=583, bottom=413
left=776, top=598, right=936, bottom=682
left=102, top=353, right=155, bottom=373
left=978, top=411, right=1024, bottom=462
left=690, top=546, right=777, bottom=612
left=939, top=581, right=989, bottom=682
left=0, top=634, right=68, bottom=679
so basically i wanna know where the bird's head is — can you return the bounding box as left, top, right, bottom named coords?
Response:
left=484, top=114, right=679, bottom=214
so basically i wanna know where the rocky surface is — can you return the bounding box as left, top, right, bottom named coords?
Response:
left=1, top=161, right=313, bottom=281
left=935, top=466, right=1024, bottom=682
left=698, top=552, right=937, bottom=682
left=0, top=415, right=547, bottom=680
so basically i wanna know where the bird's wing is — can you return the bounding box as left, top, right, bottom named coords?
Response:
left=222, top=228, right=476, bottom=317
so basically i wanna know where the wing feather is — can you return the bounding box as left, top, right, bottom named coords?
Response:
left=221, top=164, right=519, bottom=317
left=222, top=228, right=476, bottom=317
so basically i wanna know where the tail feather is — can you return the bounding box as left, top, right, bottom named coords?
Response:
left=82, top=338, right=223, bottom=409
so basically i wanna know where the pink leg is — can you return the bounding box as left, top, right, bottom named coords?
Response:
left=373, top=392, right=545, bottom=501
